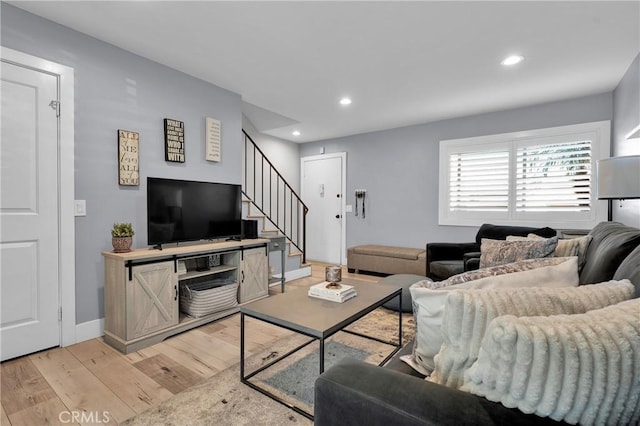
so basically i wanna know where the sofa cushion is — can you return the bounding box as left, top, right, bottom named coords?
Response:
left=508, top=234, right=593, bottom=272
left=430, top=279, right=634, bottom=389
left=580, top=221, right=640, bottom=284
left=475, top=224, right=557, bottom=246
left=462, top=297, right=640, bottom=425
left=352, top=244, right=425, bottom=260
left=407, top=257, right=578, bottom=376
left=428, top=260, right=465, bottom=280
left=479, top=237, right=558, bottom=268
left=613, top=244, right=640, bottom=297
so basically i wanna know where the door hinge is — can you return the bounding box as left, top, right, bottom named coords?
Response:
left=58, top=307, right=63, bottom=322
left=49, top=100, right=60, bottom=117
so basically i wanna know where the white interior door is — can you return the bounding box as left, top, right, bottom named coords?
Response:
left=302, top=154, right=345, bottom=265
left=1, top=60, right=61, bottom=361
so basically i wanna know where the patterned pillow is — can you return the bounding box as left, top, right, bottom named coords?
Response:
left=430, top=279, right=633, bottom=389
left=462, top=295, right=639, bottom=425
left=507, top=234, right=592, bottom=271
left=403, top=257, right=578, bottom=376
left=479, top=237, right=558, bottom=268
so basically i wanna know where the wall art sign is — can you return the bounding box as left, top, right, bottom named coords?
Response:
left=164, top=118, right=185, bottom=162
left=205, top=117, right=221, bottom=162
left=118, top=129, right=139, bottom=186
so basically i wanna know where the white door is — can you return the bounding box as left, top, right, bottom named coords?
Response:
left=302, top=154, right=345, bottom=265
left=1, top=61, right=61, bottom=361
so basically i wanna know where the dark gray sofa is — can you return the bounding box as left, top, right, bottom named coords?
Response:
left=315, top=222, right=640, bottom=426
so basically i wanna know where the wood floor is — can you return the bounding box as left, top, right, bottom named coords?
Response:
left=0, top=263, right=377, bottom=426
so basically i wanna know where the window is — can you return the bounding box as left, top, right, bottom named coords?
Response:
left=439, top=121, right=610, bottom=229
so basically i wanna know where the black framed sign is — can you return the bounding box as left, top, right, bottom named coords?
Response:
left=118, top=129, right=139, bottom=185
left=164, top=118, right=185, bottom=163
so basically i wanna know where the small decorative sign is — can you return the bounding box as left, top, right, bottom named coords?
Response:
left=205, top=117, right=221, bottom=162
left=118, top=129, right=139, bottom=186
left=164, top=118, right=185, bottom=163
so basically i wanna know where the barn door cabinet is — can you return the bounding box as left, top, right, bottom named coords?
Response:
left=103, top=239, right=269, bottom=353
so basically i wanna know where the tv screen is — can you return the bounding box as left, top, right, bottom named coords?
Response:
left=147, top=177, right=242, bottom=246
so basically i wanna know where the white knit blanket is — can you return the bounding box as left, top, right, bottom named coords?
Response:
left=462, top=297, right=640, bottom=426
left=430, top=280, right=635, bottom=389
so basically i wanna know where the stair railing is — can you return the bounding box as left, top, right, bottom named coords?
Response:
left=242, top=130, right=308, bottom=263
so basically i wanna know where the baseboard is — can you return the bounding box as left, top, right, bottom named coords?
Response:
left=270, top=265, right=312, bottom=285
left=75, top=318, right=104, bottom=343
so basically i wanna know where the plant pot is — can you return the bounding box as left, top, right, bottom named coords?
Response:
left=112, top=236, right=133, bottom=253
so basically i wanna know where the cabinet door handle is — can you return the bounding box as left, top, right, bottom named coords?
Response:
left=242, top=270, right=245, bottom=283
left=174, top=285, right=178, bottom=301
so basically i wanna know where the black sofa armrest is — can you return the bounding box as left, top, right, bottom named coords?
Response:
left=463, top=251, right=481, bottom=271
left=426, top=242, right=479, bottom=263
left=314, top=358, right=563, bottom=426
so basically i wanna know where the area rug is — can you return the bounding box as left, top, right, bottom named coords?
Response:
left=123, top=308, right=414, bottom=426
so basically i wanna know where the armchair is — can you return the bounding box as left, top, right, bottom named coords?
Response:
left=426, top=224, right=557, bottom=280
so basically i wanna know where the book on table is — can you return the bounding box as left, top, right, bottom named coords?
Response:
left=308, top=282, right=357, bottom=303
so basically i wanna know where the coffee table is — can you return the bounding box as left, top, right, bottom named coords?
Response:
left=240, top=278, right=402, bottom=420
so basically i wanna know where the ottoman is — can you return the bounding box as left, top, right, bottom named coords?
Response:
left=377, top=274, right=426, bottom=313
left=347, top=245, right=427, bottom=276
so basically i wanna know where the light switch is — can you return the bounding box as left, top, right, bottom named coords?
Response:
left=346, top=204, right=353, bottom=213
left=74, top=200, right=86, bottom=216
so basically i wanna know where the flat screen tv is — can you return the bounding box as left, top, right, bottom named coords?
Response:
left=147, top=177, right=242, bottom=246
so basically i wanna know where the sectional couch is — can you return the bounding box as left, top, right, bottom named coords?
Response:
left=315, top=221, right=640, bottom=425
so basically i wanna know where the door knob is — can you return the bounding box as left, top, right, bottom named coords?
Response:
left=335, top=214, right=341, bottom=219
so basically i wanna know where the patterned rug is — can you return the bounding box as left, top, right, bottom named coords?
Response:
left=123, top=308, right=414, bottom=426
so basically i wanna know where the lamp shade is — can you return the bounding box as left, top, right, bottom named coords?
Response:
left=597, top=155, right=640, bottom=199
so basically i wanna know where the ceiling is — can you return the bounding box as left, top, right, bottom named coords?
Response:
left=10, top=1, right=640, bottom=143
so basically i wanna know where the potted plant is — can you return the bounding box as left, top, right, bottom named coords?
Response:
left=111, top=223, right=134, bottom=253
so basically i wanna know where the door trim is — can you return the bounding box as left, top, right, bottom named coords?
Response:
left=301, top=152, right=347, bottom=265
left=1, top=46, right=76, bottom=347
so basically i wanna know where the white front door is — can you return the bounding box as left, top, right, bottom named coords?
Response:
left=302, top=154, right=346, bottom=265
left=1, top=60, right=61, bottom=361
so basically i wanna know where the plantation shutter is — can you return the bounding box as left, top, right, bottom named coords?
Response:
left=449, top=150, right=509, bottom=212
left=516, top=140, right=592, bottom=212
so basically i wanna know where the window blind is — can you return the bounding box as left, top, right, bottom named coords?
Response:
left=449, top=150, right=509, bottom=212
left=516, top=140, right=592, bottom=212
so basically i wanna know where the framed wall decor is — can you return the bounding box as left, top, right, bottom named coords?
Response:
left=117, top=129, right=139, bottom=186
left=164, top=118, right=185, bottom=163
left=205, top=117, right=221, bottom=162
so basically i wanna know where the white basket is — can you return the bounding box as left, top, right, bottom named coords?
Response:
left=180, top=278, right=238, bottom=318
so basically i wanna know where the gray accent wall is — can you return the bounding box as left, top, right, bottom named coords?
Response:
left=300, top=93, right=614, bottom=249
left=242, top=116, right=301, bottom=193
left=612, top=53, right=640, bottom=228
left=2, top=4, right=243, bottom=324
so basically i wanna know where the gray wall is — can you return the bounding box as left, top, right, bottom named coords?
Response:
left=2, top=4, right=243, bottom=324
left=242, top=116, right=301, bottom=193
left=612, top=53, right=640, bottom=227
left=300, top=93, right=614, bottom=249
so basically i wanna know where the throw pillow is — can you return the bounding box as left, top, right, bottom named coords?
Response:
left=462, top=295, right=640, bottom=425
left=507, top=234, right=593, bottom=272
left=430, top=279, right=634, bottom=389
left=479, top=236, right=558, bottom=268
left=406, top=257, right=578, bottom=376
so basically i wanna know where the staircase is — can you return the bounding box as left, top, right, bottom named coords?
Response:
left=242, top=130, right=308, bottom=270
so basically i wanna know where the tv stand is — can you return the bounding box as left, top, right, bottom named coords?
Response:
left=102, top=239, right=269, bottom=353
left=226, top=236, right=241, bottom=242
left=151, top=244, right=163, bottom=250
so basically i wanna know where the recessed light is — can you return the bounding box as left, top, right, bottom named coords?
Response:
left=501, top=55, right=524, bottom=66
left=292, top=130, right=301, bottom=136
left=339, top=97, right=352, bottom=106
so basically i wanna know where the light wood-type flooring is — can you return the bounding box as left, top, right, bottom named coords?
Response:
left=1, top=263, right=377, bottom=425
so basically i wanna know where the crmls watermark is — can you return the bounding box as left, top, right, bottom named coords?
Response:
left=59, top=410, right=111, bottom=424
